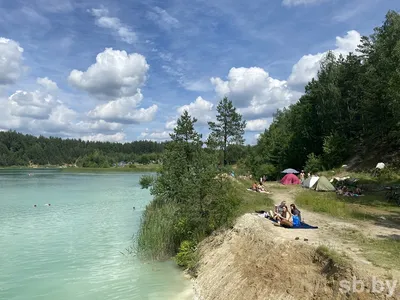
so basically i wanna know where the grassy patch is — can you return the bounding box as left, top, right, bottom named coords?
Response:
left=340, top=229, right=400, bottom=270
left=296, top=190, right=375, bottom=220
left=295, top=190, right=400, bottom=221
left=233, top=179, right=274, bottom=215
left=316, top=245, right=348, bottom=268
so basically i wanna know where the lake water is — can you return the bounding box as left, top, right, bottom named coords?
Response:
left=0, top=169, right=193, bottom=300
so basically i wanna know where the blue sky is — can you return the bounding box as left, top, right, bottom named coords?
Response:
left=0, top=0, right=398, bottom=143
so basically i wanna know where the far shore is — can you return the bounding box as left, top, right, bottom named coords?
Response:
left=0, top=164, right=160, bottom=173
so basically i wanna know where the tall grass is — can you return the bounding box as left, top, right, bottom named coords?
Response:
left=136, top=201, right=179, bottom=260
left=295, top=190, right=377, bottom=220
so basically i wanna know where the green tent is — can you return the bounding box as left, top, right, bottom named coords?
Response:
left=313, top=176, right=335, bottom=192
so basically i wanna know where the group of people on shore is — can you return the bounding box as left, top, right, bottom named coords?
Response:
left=257, top=201, right=302, bottom=228
left=336, top=186, right=363, bottom=197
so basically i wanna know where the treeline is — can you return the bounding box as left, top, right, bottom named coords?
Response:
left=246, top=11, right=400, bottom=179
left=0, top=131, right=165, bottom=167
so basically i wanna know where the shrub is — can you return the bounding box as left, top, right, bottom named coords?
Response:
left=139, top=175, right=154, bottom=189
left=175, top=240, right=198, bottom=272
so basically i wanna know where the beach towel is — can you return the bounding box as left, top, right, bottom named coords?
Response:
left=267, top=218, right=318, bottom=229
left=287, top=223, right=318, bottom=229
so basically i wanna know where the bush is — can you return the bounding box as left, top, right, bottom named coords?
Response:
left=377, top=166, right=400, bottom=183
left=175, top=240, right=198, bottom=273
left=139, top=175, right=154, bottom=189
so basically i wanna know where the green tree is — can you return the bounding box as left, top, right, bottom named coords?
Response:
left=208, top=97, right=246, bottom=165
left=138, top=111, right=239, bottom=260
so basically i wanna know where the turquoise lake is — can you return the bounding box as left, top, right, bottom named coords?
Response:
left=0, top=169, right=193, bottom=300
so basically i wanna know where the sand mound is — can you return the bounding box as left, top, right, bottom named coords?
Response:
left=194, top=214, right=395, bottom=300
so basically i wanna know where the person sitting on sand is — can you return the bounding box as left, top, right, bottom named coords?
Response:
left=267, top=201, right=286, bottom=220
left=275, top=201, right=286, bottom=214
left=257, top=183, right=265, bottom=192
left=274, top=205, right=293, bottom=228
left=290, top=204, right=302, bottom=223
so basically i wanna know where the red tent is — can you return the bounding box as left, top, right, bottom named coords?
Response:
left=280, top=173, right=301, bottom=185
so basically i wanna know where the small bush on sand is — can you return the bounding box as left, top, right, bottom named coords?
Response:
left=175, top=240, right=198, bottom=275
left=316, top=245, right=348, bottom=268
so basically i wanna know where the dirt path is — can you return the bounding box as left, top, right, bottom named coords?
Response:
left=265, top=184, right=400, bottom=279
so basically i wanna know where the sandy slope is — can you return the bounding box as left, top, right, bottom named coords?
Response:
left=193, top=184, right=400, bottom=300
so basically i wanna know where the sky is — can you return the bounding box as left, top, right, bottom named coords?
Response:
left=0, top=0, right=398, bottom=144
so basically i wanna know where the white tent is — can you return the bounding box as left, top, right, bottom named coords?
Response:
left=302, top=176, right=319, bottom=188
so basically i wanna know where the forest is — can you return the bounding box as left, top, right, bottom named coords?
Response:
left=245, top=11, right=400, bottom=179
left=0, top=131, right=165, bottom=167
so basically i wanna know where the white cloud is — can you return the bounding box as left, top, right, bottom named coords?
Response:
left=165, top=120, right=177, bottom=130
left=0, top=77, right=129, bottom=140
left=288, top=30, right=361, bottom=88
left=0, top=37, right=24, bottom=85
left=147, top=7, right=179, bottom=30
left=81, top=132, right=126, bottom=143
left=0, top=82, right=79, bottom=136
left=140, top=129, right=171, bottom=141
left=8, top=90, right=54, bottom=119
left=177, top=96, right=214, bottom=124
left=37, top=77, right=58, bottom=91
left=68, top=48, right=149, bottom=99
left=282, top=0, right=326, bottom=7
left=211, top=67, right=300, bottom=119
left=246, top=119, right=269, bottom=131
left=89, top=7, right=136, bottom=44
left=87, top=91, right=158, bottom=124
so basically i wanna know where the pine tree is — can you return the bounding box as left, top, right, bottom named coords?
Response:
left=208, top=97, right=246, bottom=165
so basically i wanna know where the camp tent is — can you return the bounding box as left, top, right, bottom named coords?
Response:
left=281, top=173, right=301, bottom=185
left=313, top=176, right=335, bottom=192
left=302, top=176, right=319, bottom=189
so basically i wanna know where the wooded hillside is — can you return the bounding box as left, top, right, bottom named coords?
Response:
left=246, top=11, right=400, bottom=178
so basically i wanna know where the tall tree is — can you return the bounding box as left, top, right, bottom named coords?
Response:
left=208, top=97, right=246, bottom=165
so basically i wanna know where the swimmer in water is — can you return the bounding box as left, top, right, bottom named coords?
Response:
left=33, top=204, right=37, bottom=207
left=45, top=203, right=51, bottom=206
left=133, top=206, right=135, bottom=210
